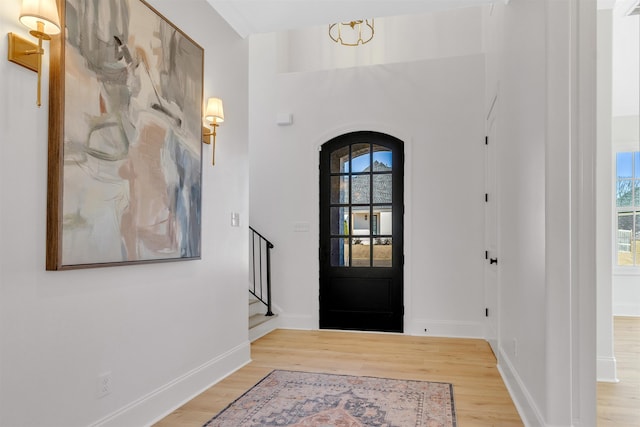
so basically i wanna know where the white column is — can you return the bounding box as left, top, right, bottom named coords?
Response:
left=596, top=7, right=618, bottom=384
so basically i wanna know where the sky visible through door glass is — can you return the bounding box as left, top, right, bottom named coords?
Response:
left=349, top=151, right=392, bottom=172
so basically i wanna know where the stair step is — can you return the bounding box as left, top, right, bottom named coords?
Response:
left=249, top=313, right=277, bottom=329
left=249, top=298, right=268, bottom=317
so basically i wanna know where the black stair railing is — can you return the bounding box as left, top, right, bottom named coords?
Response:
left=249, top=226, right=274, bottom=316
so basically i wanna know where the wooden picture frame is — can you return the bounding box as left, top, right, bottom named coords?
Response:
left=47, top=0, right=204, bottom=270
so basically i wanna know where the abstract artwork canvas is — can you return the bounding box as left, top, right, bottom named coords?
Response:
left=46, top=0, right=204, bottom=269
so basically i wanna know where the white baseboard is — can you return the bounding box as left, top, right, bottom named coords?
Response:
left=275, top=316, right=484, bottom=338
left=278, top=313, right=316, bottom=330
left=497, top=348, right=545, bottom=427
left=250, top=314, right=282, bottom=341
left=613, top=304, right=640, bottom=317
left=596, top=356, right=619, bottom=383
left=90, top=342, right=251, bottom=427
left=406, top=319, right=484, bottom=338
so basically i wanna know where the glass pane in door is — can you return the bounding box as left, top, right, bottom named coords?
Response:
left=330, top=207, right=349, bottom=235
left=373, top=237, right=392, bottom=267
left=351, top=206, right=370, bottom=236
left=373, top=206, right=392, bottom=236
left=352, top=175, right=370, bottom=204
left=373, top=174, right=392, bottom=204
left=351, top=237, right=370, bottom=267
left=331, top=176, right=349, bottom=204
left=351, top=144, right=371, bottom=173
left=330, top=238, right=349, bottom=267
left=372, top=146, right=392, bottom=171
left=331, top=146, right=350, bottom=173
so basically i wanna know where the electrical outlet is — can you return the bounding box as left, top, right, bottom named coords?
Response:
left=424, top=328, right=430, bottom=333
left=97, top=372, right=112, bottom=398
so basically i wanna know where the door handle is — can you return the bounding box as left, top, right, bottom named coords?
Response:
left=490, top=258, right=498, bottom=265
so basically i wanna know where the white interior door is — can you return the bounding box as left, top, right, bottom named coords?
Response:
left=485, top=97, right=499, bottom=357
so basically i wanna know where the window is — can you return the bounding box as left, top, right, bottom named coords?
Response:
left=616, top=152, right=640, bottom=266
left=327, top=142, right=394, bottom=267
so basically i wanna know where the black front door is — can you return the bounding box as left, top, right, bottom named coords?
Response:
left=319, top=131, right=404, bottom=332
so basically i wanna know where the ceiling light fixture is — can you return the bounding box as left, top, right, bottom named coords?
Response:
left=329, top=19, right=374, bottom=46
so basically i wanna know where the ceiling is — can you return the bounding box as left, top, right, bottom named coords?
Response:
left=206, top=0, right=493, bottom=38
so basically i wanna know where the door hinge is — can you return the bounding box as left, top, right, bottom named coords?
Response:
left=485, top=193, right=489, bottom=202
left=485, top=250, right=489, bottom=260
left=485, top=308, right=489, bottom=317
left=485, top=136, right=488, bottom=145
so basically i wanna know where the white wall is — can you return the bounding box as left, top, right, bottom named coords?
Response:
left=487, top=0, right=597, bottom=425
left=249, top=9, right=486, bottom=337
left=0, top=1, right=250, bottom=426
left=490, top=1, right=548, bottom=422
left=611, top=1, right=640, bottom=316
left=612, top=0, right=639, bottom=118
left=613, top=273, right=640, bottom=314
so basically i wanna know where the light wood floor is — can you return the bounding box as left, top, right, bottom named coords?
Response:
left=597, top=316, right=640, bottom=426
left=155, top=330, right=523, bottom=426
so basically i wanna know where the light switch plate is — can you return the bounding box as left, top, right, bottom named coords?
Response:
left=294, top=221, right=310, bottom=232
left=231, top=212, right=240, bottom=227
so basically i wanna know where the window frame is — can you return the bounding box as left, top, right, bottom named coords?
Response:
left=614, top=149, right=640, bottom=274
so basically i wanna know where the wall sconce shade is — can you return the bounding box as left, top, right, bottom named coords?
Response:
left=7, top=0, right=61, bottom=106
left=203, top=97, right=224, bottom=166
left=205, top=97, right=224, bottom=124
left=20, top=0, right=61, bottom=36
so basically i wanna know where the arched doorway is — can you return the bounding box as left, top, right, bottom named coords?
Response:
left=319, top=131, right=404, bottom=332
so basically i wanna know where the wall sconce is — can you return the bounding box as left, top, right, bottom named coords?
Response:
left=202, top=97, right=224, bottom=166
left=7, top=0, right=61, bottom=107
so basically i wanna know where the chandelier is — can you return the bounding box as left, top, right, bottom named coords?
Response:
left=328, top=19, right=374, bottom=46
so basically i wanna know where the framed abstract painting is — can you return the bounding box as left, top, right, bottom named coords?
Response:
left=46, top=0, right=204, bottom=270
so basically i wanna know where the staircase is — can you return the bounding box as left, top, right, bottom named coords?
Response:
left=249, top=227, right=279, bottom=341
left=249, top=296, right=278, bottom=341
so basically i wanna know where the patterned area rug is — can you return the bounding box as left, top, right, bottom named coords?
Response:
left=204, top=370, right=456, bottom=427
